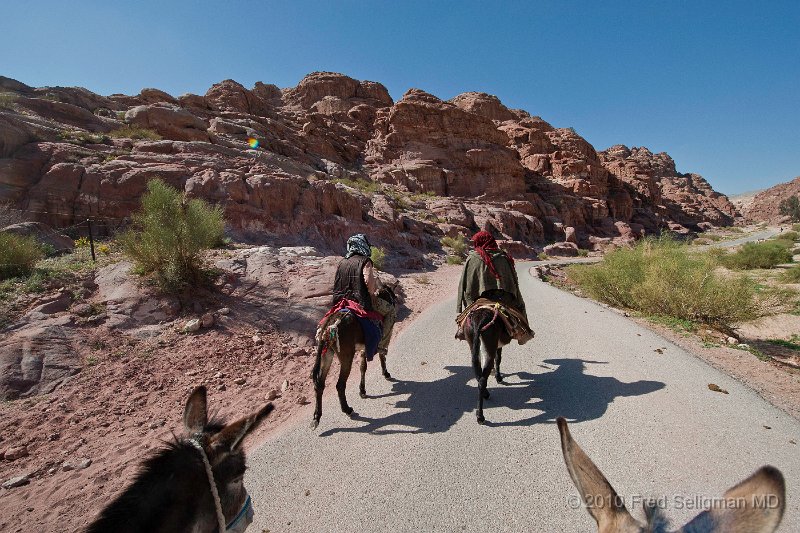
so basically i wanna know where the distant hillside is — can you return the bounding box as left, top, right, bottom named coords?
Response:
left=743, top=177, right=800, bottom=223
left=730, top=189, right=765, bottom=215
left=0, top=71, right=739, bottom=259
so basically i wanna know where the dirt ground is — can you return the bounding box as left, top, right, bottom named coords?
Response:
left=0, top=263, right=461, bottom=533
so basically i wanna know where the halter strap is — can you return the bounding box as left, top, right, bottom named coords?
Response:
left=189, top=439, right=227, bottom=533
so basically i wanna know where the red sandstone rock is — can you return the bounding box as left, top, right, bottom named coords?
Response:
left=0, top=72, right=738, bottom=257
left=124, top=104, right=209, bottom=142
left=743, top=176, right=800, bottom=223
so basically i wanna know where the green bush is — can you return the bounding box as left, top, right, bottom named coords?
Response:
left=779, top=195, right=800, bottom=222
left=721, top=241, right=793, bottom=270
left=109, top=126, right=162, bottom=141
left=781, top=265, right=800, bottom=283
left=0, top=233, right=44, bottom=280
left=0, top=92, right=17, bottom=109
left=58, top=130, right=109, bottom=145
left=568, top=236, right=758, bottom=326
left=446, top=255, right=464, bottom=265
left=108, top=124, right=161, bottom=141
left=120, top=179, right=224, bottom=291
left=440, top=234, right=467, bottom=257
left=331, top=177, right=382, bottom=195
left=370, top=246, right=386, bottom=271
left=775, top=231, right=800, bottom=243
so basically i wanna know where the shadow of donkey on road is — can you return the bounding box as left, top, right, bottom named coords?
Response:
left=319, top=359, right=665, bottom=436
left=484, top=358, right=666, bottom=427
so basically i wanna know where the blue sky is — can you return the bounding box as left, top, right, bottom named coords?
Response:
left=2, top=1, right=798, bottom=194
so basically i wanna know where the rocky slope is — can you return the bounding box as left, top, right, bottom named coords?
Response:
left=0, top=72, right=738, bottom=258
left=742, top=177, right=800, bottom=223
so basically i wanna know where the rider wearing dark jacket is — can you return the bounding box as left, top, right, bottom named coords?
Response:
left=332, top=234, right=395, bottom=356
left=456, top=231, right=527, bottom=317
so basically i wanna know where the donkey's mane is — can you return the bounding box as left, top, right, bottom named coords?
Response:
left=86, top=420, right=227, bottom=533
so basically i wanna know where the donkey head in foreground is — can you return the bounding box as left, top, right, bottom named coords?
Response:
left=557, top=418, right=785, bottom=533
left=87, top=386, right=273, bottom=533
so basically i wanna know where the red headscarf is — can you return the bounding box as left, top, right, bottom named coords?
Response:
left=470, top=231, right=513, bottom=279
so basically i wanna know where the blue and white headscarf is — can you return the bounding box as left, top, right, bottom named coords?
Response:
left=345, top=234, right=372, bottom=258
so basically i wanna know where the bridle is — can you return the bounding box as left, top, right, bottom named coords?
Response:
left=189, top=439, right=252, bottom=532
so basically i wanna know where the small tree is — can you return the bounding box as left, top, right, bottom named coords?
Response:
left=779, top=195, right=800, bottom=222
left=120, top=179, right=224, bottom=291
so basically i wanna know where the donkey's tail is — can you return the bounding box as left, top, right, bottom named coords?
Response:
left=311, top=312, right=345, bottom=383
left=311, top=337, right=325, bottom=384
left=470, top=310, right=492, bottom=359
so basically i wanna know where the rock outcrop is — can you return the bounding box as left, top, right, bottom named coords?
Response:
left=598, top=145, right=738, bottom=229
left=0, top=71, right=739, bottom=257
left=743, top=177, right=800, bottom=223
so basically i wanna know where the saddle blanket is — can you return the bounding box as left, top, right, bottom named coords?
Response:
left=455, top=298, right=535, bottom=345
left=317, top=299, right=383, bottom=361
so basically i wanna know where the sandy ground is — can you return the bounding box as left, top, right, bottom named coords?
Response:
left=0, top=264, right=461, bottom=533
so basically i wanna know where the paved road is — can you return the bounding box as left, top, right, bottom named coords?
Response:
left=247, top=262, right=799, bottom=532
left=707, top=227, right=781, bottom=248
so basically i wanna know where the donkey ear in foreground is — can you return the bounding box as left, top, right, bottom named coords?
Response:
left=211, top=402, right=275, bottom=453
left=183, top=385, right=208, bottom=434
left=682, top=465, right=786, bottom=533
left=557, top=417, right=641, bottom=532
left=556, top=417, right=786, bottom=533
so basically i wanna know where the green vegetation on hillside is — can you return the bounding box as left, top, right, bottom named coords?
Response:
left=779, top=195, right=800, bottom=222
left=108, top=126, right=162, bottom=141
left=120, top=179, right=224, bottom=292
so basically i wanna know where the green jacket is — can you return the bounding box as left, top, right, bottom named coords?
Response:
left=456, top=250, right=527, bottom=315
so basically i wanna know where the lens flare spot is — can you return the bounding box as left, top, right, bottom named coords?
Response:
left=247, top=137, right=260, bottom=149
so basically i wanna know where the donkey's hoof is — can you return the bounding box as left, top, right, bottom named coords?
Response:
left=343, top=406, right=354, bottom=416
left=383, top=371, right=392, bottom=380
left=476, top=415, right=486, bottom=425
left=310, top=419, right=320, bottom=430
left=359, top=391, right=368, bottom=399
left=347, top=410, right=358, bottom=419
left=496, top=374, right=504, bottom=384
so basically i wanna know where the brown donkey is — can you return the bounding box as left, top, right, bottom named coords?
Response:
left=557, top=418, right=786, bottom=533
left=310, top=310, right=391, bottom=429
left=87, top=386, right=273, bottom=533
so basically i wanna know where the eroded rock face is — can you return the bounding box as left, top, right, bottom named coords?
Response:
left=0, top=72, right=738, bottom=257
left=599, top=145, right=738, bottom=228
left=1, top=222, right=75, bottom=253
left=366, top=89, right=525, bottom=198
left=125, top=104, right=209, bottom=142
left=742, top=176, right=800, bottom=223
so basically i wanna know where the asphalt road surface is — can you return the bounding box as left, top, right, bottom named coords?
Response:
left=247, top=260, right=799, bottom=532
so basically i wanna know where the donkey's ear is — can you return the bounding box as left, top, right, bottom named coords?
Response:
left=700, top=466, right=785, bottom=533
left=183, top=386, right=208, bottom=434
left=557, top=418, right=640, bottom=532
left=211, top=403, right=274, bottom=453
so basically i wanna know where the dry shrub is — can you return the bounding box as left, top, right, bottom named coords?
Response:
left=0, top=233, right=43, bottom=280
left=568, top=236, right=759, bottom=327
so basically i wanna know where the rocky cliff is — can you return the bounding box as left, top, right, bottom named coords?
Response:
left=0, top=72, right=739, bottom=260
left=742, top=177, right=800, bottom=223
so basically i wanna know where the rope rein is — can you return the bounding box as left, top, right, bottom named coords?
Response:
left=480, top=303, right=502, bottom=332
left=189, top=439, right=227, bottom=533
